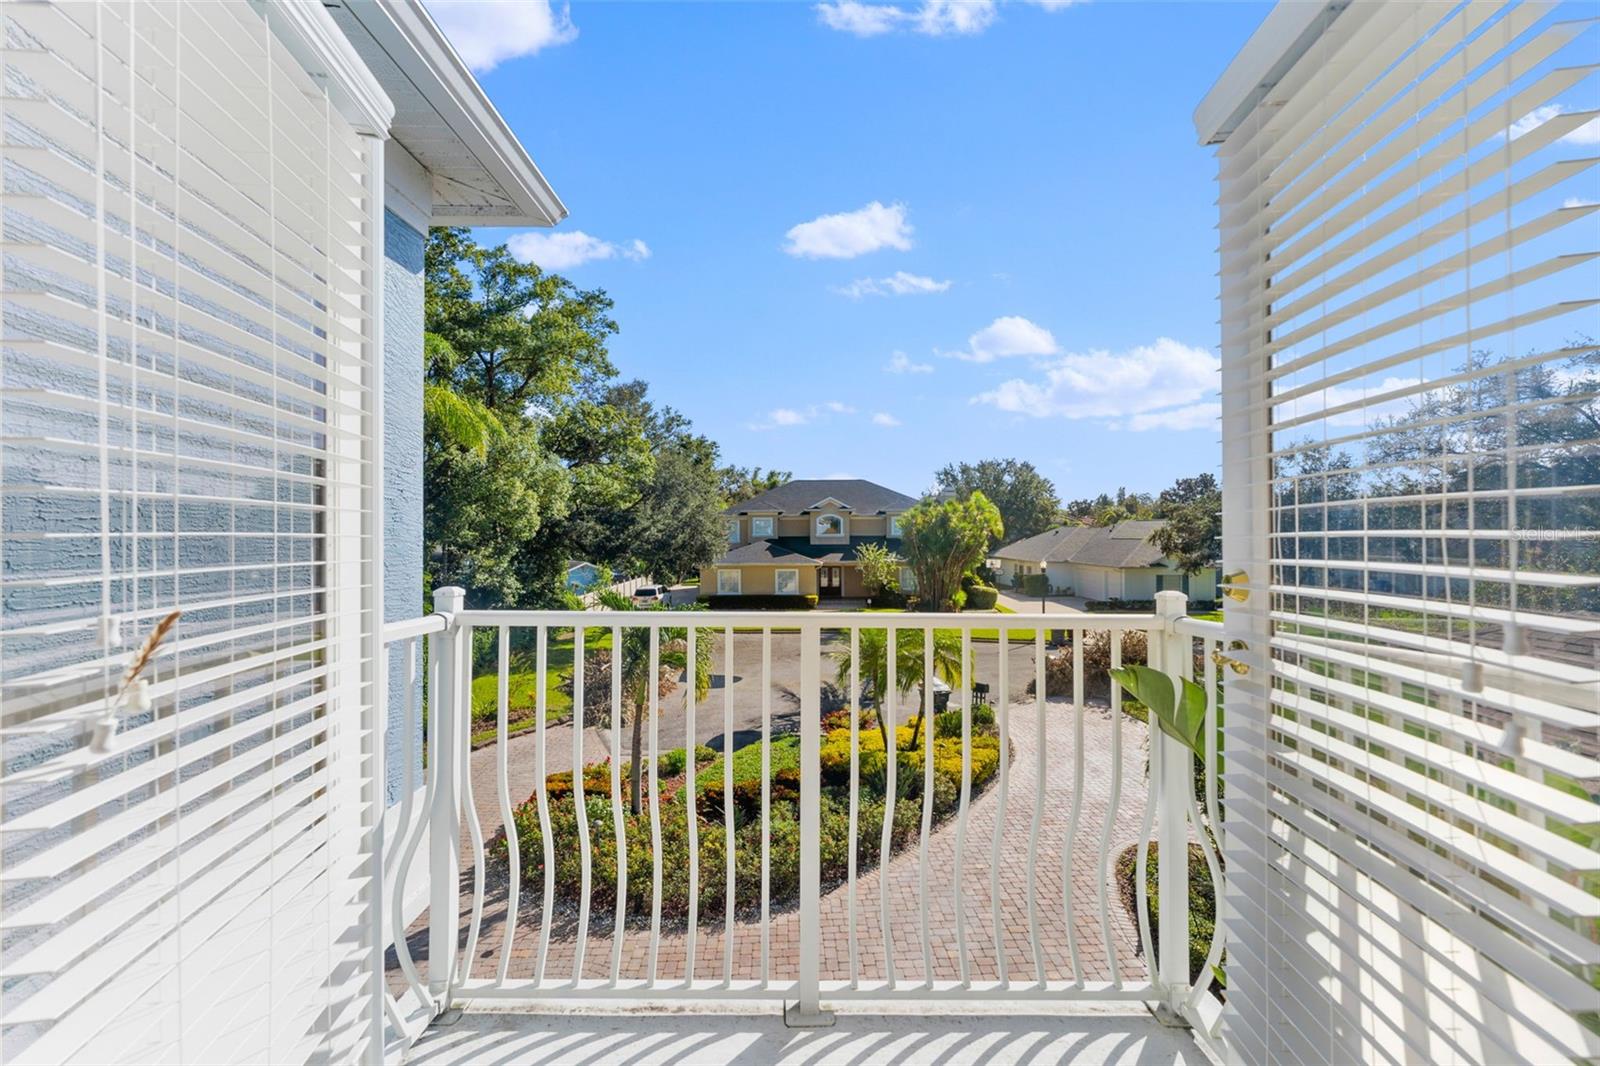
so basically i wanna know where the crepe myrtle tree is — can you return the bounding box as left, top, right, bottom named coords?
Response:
left=899, top=491, right=1004, bottom=611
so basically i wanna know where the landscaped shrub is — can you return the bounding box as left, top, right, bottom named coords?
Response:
left=1085, top=598, right=1220, bottom=614
left=655, top=744, right=717, bottom=777
left=700, top=594, right=819, bottom=610
left=496, top=707, right=1003, bottom=919
left=1116, top=841, right=1220, bottom=992
left=964, top=584, right=999, bottom=610
left=1025, top=629, right=1150, bottom=699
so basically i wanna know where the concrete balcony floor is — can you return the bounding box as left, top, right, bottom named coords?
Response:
left=404, top=1001, right=1211, bottom=1065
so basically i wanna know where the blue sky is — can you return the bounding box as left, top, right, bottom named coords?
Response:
left=434, top=0, right=1272, bottom=500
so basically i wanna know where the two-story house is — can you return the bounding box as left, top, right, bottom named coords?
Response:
left=703, top=479, right=919, bottom=600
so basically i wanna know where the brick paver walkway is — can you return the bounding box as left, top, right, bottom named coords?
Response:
left=391, top=697, right=1155, bottom=994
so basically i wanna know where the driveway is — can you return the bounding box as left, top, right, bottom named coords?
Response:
left=996, top=590, right=1087, bottom=615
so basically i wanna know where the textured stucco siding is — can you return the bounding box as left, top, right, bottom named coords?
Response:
left=384, top=208, right=425, bottom=805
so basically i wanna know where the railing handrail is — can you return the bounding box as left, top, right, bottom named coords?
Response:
left=443, top=607, right=1168, bottom=629
left=382, top=613, right=449, bottom=644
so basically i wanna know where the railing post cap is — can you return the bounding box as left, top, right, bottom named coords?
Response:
left=433, top=586, right=467, bottom=613
left=1154, top=589, right=1188, bottom=619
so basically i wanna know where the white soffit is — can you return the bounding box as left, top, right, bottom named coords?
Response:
left=1193, top=0, right=1348, bottom=146
left=327, top=0, right=567, bottom=226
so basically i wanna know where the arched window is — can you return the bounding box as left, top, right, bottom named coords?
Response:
left=816, top=514, right=844, bottom=536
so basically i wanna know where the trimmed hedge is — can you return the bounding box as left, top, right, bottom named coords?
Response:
left=1085, top=598, right=1219, bottom=613
left=700, top=594, right=819, bottom=610
left=965, top=583, right=999, bottom=610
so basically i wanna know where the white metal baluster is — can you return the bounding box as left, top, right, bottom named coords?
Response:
left=954, top=628, right=972, bottom=988
left=391, top=636, right=434, bottom=1012
left=647, top=625, right=662, bottom=986
left=496, top=626, right=520, bottom=984
left=918, top=626, right=936, bottom=987
left=1134, top=627, right=1158, bottom=985
left=535, top=625, right=555, bottom=985
left=685, top=624, right=698, bottom=985
left=429, top=588, right=464, bottom=1001
left=992, top=624, right=1009, bottom=986
left=1065, top=629, right=1085, bottom=984
left=723, top=624, right=735, bottom=985
left=847, top=624, right=860, bottom=989
left=880, top=622, right=897, bottom=986
left=610, top=623, right=626, bottom=984
left=1028, top=629, right=1046, bottom=986
left=760, top=626, right=772, bottom=987
left=573, top=625, right=590, bottom=983
left=1099, top=631, right=1124, bottom=988
left=459, top=624, right=486, bottom=986
left=1188, top=635, right=1225, bottom=1009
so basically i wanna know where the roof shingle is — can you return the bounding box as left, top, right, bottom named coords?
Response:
left=992, top=522, right=1169, bottom=569
left=723, top=478, right=917, bottom=516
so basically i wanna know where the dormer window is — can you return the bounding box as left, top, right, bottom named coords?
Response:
left=816, top=514, right=844, bottom=537
left=751, top=517, right=774, bottom=538
left=888, top=516, right=903, bottom=537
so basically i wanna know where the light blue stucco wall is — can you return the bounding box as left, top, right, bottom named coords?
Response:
left=384, top=208, right=425, bottom=805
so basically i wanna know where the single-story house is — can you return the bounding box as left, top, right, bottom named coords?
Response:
left=991, top=521, right=1219, bottom=602
left=703, top=479, right=919, bottom=600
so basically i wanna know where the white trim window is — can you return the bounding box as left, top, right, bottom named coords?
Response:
left=775, top=569, right=800, bottom=596
left=816, top=514, right=844, bottom=537
left=726, top=519, right=740, bottom=544
left=717, top=569, right=742, bottom=595
left=900, top=567, right=918, bottom=592
left=888, top=516, right=903, bottom=537
left=752, top=516, right=774, bottom=538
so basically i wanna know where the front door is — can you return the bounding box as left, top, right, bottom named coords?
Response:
left=819, top=566, right=842, bottom=598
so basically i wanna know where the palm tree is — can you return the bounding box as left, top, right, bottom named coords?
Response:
left=592, top=591, right=713, bottom=814
left=835, top=627, right=967, bottom=753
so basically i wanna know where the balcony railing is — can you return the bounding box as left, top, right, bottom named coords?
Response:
left=380, top=589, right=1228, bottom=1050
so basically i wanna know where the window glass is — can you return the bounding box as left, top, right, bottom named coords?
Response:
left=752, top=517, right=774, bottom=537
left=900, top=567, right=917, bottom=591
left=816, top=514, right=843, bottom=536
left=727, top=519, right=740, bottom=544
left=717, top=569, right=741, bottom=595
left=889, top=516, right=902, bottom=537
left=775, top=569, right=800, bottom=595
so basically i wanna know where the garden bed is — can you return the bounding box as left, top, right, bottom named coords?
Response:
left=490, top=706, right=1003, bottom=919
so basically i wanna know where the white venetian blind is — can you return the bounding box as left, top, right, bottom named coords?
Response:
left=0, top=2, right=380, bottom=1063
left=1215, top=1, right=1600, bottom=1064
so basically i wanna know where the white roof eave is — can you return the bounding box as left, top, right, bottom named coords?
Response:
left=338, top=0, right=567, bottom=227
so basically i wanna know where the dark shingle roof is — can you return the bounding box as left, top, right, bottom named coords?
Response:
left=713, top=536, right=899, bottom=567
left=992, top=521, right=1169, bottom=569
left=724, top=478, right=917, bottom=516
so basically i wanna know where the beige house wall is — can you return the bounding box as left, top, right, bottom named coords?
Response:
left=699, top=564, right=819, bottom=597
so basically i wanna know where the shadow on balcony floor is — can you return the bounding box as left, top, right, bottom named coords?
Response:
left=404, top=1003, right=1210, bottom=1065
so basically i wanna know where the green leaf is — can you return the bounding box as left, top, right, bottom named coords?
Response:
left=1109, top=664, right=1207, bottom=757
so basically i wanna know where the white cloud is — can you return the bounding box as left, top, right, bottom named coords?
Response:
left=505, top=230, right=651, bottom=270
left=943, top=315, right=1060, bottom=363
left=1127, top=404, right=1220, bottom=432
left=1506, top=104, right=1600, bottom=145
left=885, top=350, right=934, bottom=374
left=872, top=412, right=902, bottom=427
left=971, top=337, right=1218, bottom=429
left=833, top=271, right=953, bottom=299
left=814, top=0, right=997, bottom=36
left=748, top=401, right=856, bottom=430
left=815, top=0, right=903, bottom=35
left=426, top=0, right=576, bottom=73
left=1274, top=376, right=1422, bottom=428
left=784, top=201, right=913, bottom=259
left=1023, top=0, right=1080, bottom=9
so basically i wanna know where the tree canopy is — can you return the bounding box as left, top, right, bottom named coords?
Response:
left=899, top=491, right=1004, bottom=611
left=422, top=228, right=765, bottom=607
left=934, top=459, right=1060, bottom=543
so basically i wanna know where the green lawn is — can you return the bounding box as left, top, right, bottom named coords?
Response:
left=469, top=627, right=614, bottom=745
left=694, top=733, right=802, bottom=791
